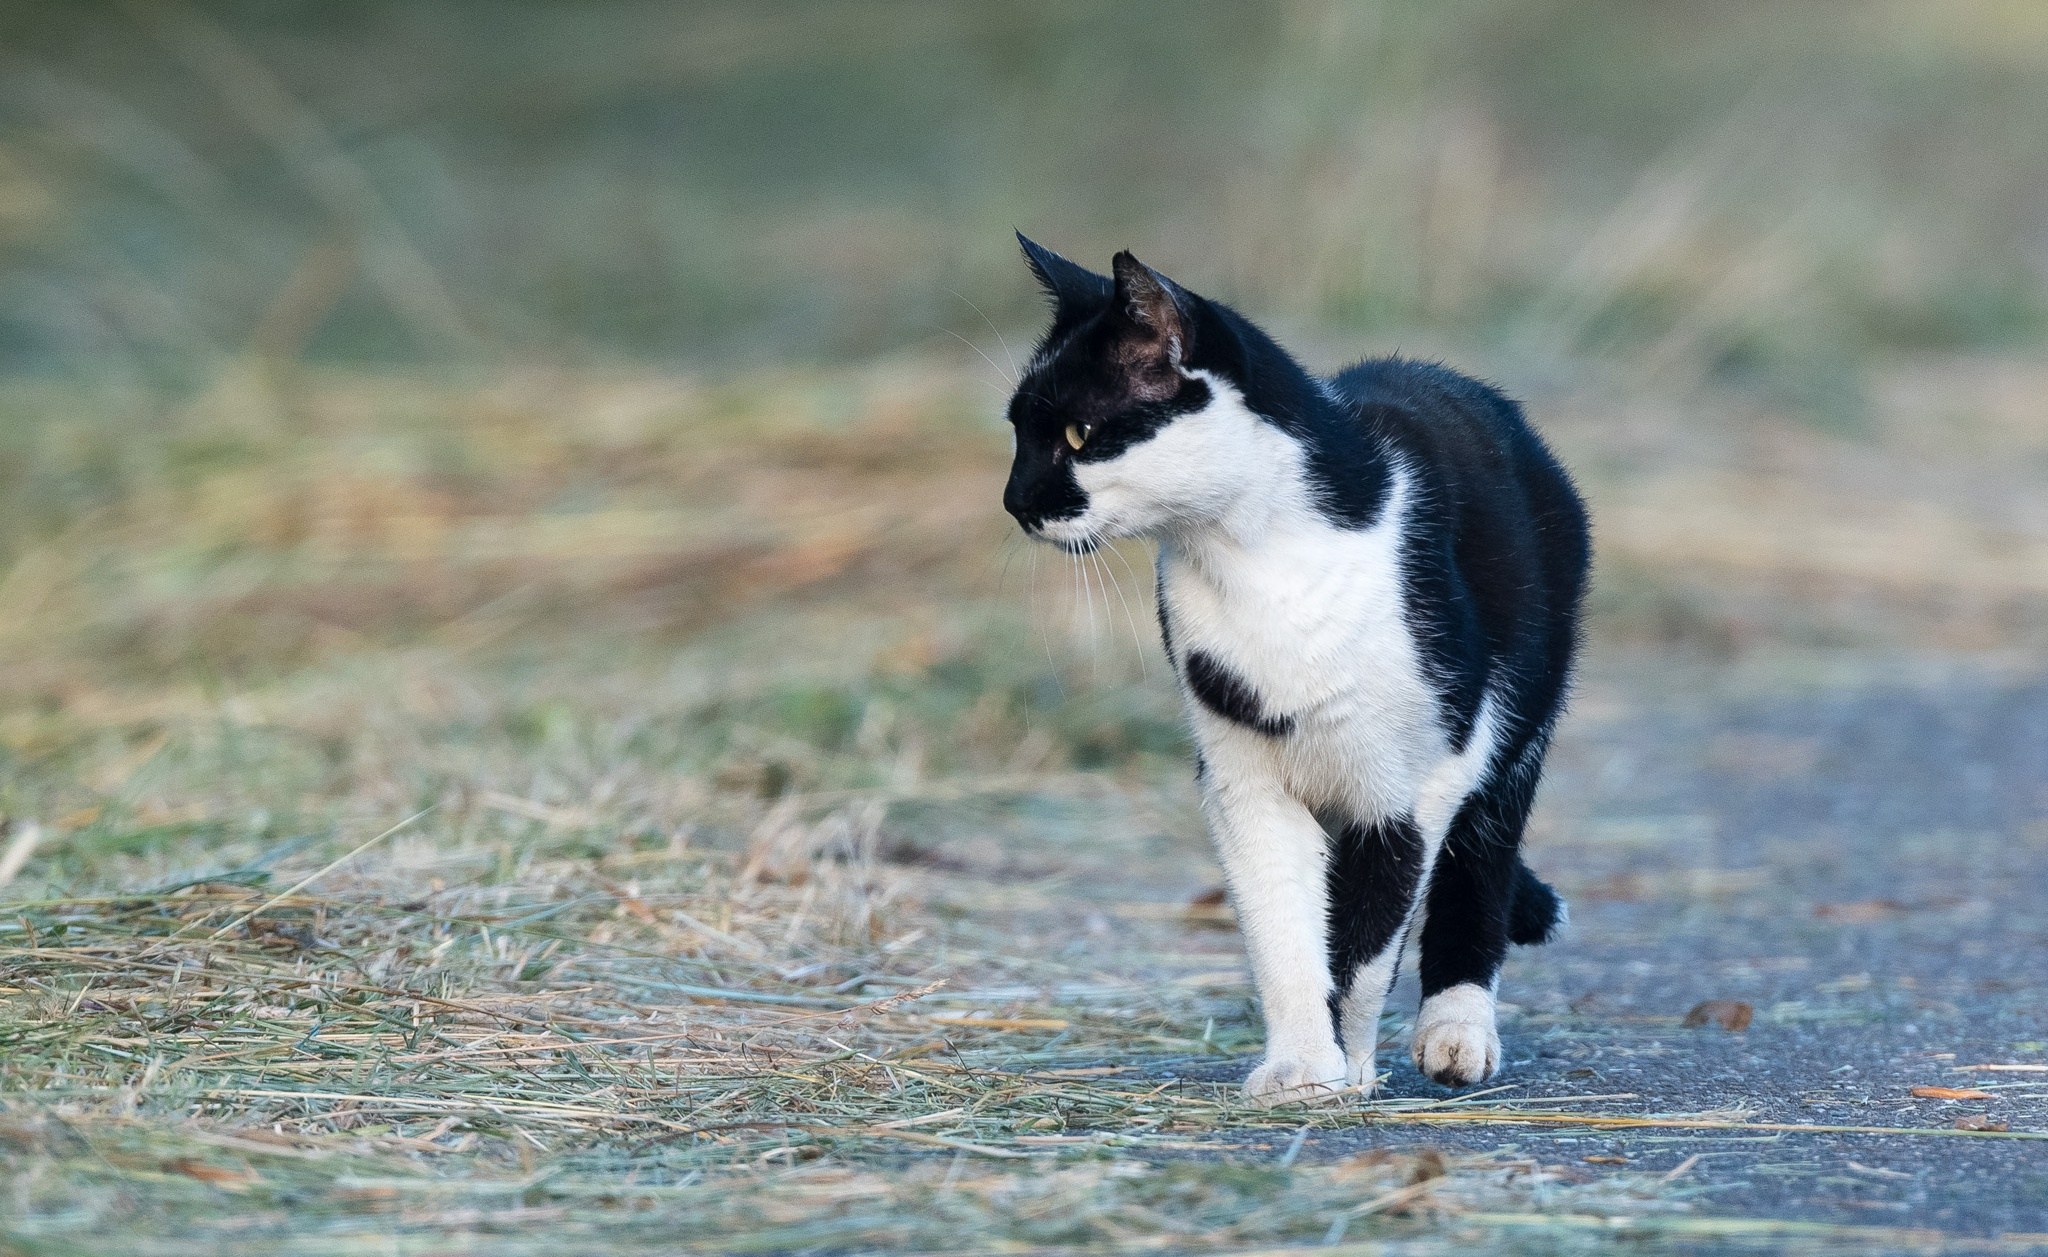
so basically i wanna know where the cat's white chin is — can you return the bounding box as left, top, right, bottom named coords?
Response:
left=1027, top=518, right=1096, bottom=551
left=1031, top=505, right=1163, bottom=549
left=1030, top=515, right=1126, bottom=550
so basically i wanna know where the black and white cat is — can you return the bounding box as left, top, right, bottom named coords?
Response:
left=1002, top=235, right=1590, bottom=1101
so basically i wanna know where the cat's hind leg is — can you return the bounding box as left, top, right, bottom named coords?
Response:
left=1412, top=752, right=1545, bottom=1086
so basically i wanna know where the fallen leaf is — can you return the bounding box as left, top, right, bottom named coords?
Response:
left=1337, top=1147, right=1450, bottom=1185
left=1182, top=886, right=1235, bottom=928
left=1407, top=1148, right=1448, bottom=1183
left=1910, top=1086, right=1994, bottom=1100
left=1682, top=999, right=1753, bottom=1031
left=1952, top=1114, right=2009, bottom=1132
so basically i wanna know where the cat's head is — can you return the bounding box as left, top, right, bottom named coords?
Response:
left=1002, top=235, right=1262, bottom=550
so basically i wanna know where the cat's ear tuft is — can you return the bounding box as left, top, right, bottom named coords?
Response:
left=1017, top=232, right=1111, bottom=309
left=1111, top=251, right=1188, bottom=361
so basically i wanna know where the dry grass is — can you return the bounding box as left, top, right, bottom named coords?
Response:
left=3, top=354, right=2044, bottom=1252
left=0, top=730, right=1672, bottom=1252
left=3, top=4, right=2044, bottom=1248
left=0, top=867, right=1667, bottom=1253
left=14, top=822, right=2033, bottom=1252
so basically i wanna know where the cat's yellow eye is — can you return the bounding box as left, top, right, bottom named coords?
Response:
left=1064, top=423, right=1087, bottom=451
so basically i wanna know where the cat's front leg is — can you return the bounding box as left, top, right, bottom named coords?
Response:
left=1326, top=816, right=1429, bottom=1090
left=1198, top=745, right=1347, bottom=1104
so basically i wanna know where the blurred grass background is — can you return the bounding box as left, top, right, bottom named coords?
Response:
left=2, top=3, right=2047, bottom=1251
left=6, top=1, right=2046, bottom=377
left=2, top=0, right=2044, bottom=681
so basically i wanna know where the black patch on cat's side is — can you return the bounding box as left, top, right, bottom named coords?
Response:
left=1183, top=650, right=1292, bottom=737
left=1324, top=815, right=1424, bottom=1043
left=1099, top=294, right=1585, bottom=758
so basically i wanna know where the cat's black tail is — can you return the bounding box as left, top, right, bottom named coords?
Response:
left=1507, top=861, right=1564, bottom=946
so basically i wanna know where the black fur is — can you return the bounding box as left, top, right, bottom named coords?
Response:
left=1323, top=815, right=1423, bottom=1044
left=1005, top=236, right=1588, bottom=1052
left=1154, top=566, right=1177, bottom=666
left=1183, top=650, right=1294, bottom=737
left=1331, top=360, right=1589, bottom=755
left=1416, top=748, right=1547, bottom=1008
left=1004, top=239, right=1215, bottom=532
left=1507, top=862, right=1563, bottom=946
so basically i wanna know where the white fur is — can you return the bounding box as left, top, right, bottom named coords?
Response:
left=1035, top=371, right=1503, bottom=1100
left=1412, top=981, right=1501, bottom=1086
left=1036, top=369, right=1301, bottom=547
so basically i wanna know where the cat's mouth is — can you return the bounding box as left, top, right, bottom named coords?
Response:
left=1023, top=512, right=1108, bottom=553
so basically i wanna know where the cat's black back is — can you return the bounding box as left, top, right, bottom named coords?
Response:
left=1328, top=358, right=1590, bottom=759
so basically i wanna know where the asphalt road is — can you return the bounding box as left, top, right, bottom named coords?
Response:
left=1178, top=663, right=2048, bottom=1236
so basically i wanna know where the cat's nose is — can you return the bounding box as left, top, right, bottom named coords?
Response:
left=1003, top=475, right=1040, bottom=532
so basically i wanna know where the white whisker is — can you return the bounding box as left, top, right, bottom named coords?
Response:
left=1106, top=539, right=1159, bottom=666
left=995, top=532, right=1024, bottom=595
left=946, top=287, right=1019, bottom=382
left=1034, top=543, right=1067, bottom=697
left=1075, top=549, right=1095, bottom=644
left=1071, top=548, right=1100, bottom=684
left=1094, top=539, right=1149, bottom=679
left=938, top=325, right=1016, bottom=389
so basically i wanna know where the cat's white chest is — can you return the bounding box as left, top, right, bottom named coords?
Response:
left=1160, top=479, right=1448, bottom=816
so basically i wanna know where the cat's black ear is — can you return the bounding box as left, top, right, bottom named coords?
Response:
left=1017, top=232, right=1112, bottom=309
left=1111, top=251, right=1189, bottom=362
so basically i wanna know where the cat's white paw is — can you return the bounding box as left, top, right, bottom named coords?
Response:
left=1243, top=1045, right=1348, bottom=1105
left=1411, top=984, right=1500, bottom=1087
